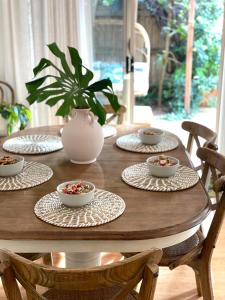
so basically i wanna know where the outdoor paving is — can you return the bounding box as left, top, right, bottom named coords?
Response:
left=134, top=106, right=217, bottom=146
left=133, top=106, right=217, bottom=168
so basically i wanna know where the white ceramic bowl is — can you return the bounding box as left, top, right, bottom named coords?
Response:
left=57, top=180, right=95, bottom=207
left=0, top=155, right=24, bottom=177
left=138, top=128, right=164, bottom=145
left=146, top=156, right=179, bottom=177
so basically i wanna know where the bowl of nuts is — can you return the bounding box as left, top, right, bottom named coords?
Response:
left=146, top=155, right=179, bottom=177
left=57, top=180, right=95, bottom=207
left=138, top=128, right=164, bottom=145
left=0, top=155, right=24, bottom=177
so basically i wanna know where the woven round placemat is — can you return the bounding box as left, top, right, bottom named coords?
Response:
left=122, top=163, right=199, bottom=192
left=0, top=162, right=53, bottom=191
left=116, top=133, right=178, bottom=153
left=34, top=189, right=126, bottom=228
left=3, top=135, right=63, bottom=154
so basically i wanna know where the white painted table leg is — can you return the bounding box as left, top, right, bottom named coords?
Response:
left=65, top=252, right=101, bottom=268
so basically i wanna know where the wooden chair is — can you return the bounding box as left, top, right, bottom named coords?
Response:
left=0, top=249, right=162, bottom=300
left=159, top=147, right=225, bottom=300
left=182, top=121, right=217, bottom=171
left=0, top=81, right=16, bottom=104
left=104, top=104, right=126, bottom=125
left=123, top=148, right=225, bottom=299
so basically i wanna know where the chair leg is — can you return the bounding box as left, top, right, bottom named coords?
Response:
left=194, top=270, right=202, bottom=297
left=199, top=262, right=214, bottom=300
left=1, top=267, right=23, bottom=300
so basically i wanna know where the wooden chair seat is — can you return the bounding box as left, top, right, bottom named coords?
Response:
left=160, top=231, right=204, bottom=266
left=123, top=231, right=204, bottom=262
left=43, top=286, right=138, bottom=299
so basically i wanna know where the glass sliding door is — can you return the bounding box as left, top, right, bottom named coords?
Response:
left=92, top=0, right=139, bottom=123
left=123, top=0, right=137, bottom=123
left=92, top=1, right=125, bottom=100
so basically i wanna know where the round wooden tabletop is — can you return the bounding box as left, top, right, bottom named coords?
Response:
left=0, top=125, right=210, bottom=241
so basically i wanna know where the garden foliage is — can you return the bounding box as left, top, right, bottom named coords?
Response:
left=137, top=0, right=223, bottom=115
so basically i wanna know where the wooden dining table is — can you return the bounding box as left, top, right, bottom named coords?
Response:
left=0, top=125, right=210, bottom=267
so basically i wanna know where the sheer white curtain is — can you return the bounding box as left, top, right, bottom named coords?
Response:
left=217, top=6, right=225, bottom=155
left=0, top=0, right=93, bottom=127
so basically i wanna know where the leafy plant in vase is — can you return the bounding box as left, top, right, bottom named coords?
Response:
left=26, top=43, right=120, bottom=163
left=0, top=102, right=31, bottom=136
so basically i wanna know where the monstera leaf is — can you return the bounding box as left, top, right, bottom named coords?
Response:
left=26, top=43, right=120, bottom=125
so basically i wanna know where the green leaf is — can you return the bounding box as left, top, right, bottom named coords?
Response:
left=37, top=90, right=64, bottom=103
left=0, top=109, right=10, bottom=120
left=95, top=99, right=106, bottom=125
left=87, top=98, right=97, bottom=117
left=55, top=95, right=74, bottom=117
left=26, top=77, right=62, bottom=99
left=68, top=46, right=94, bottom=86
left=46, top=95, right=64, bottom=107
left=68, top=46, right=83, bottom=85
left=103, top=91, right=120, bottom=112
left=37, top=81, right=62, bottom=92
left=68, top=46, right=82, bottom=66
left=48, top=43, right=74, bottom=79
left=27, top=86, right=63, bottom=104
left=20, top=107, right=32, bottom=121
left=33, top=58, right=52, bottom=76
left=73, top=93, right=87, bottom=108
left=27, top=93, right=40, bottom=104
left=87, top=78, right=112, bottom=92
left=26, top=76, right=49, bottom=93
left=7, top=123, right=13, bottom=135
left=33, top=58, right=64, bottom=77
left=27, top=87, right=64, bottom=104
left=80, top=67, right=94, bottom=87
left=86, top=94, right=106, bottom=125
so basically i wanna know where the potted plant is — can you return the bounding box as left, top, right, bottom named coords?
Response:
left=26, top=43, right=120, bottom=163
left=0, top=102, right=31, bottom=136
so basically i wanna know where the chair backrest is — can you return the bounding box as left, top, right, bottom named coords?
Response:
left=197, top=147, right=225, bottom=261
left=0, top=81, right=15, bottom=104
left=0, top=249, right=162, bottom=300
left=198, top=147, right=225, bottom=204
left=182, top=121, right=217, bottom=152
left=182, top=121, right=217, bottom=171
left=104, top=104, right=126, bottom=125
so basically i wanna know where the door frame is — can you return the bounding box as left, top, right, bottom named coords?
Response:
left=123, top=0, right=138, bottom=124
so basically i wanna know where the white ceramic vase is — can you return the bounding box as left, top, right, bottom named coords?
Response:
left=62, top=108, right=104, bottom=164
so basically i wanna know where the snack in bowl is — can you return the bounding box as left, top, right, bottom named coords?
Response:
left=57, top=180, right=95, bottom=207
left=138, top=128, right=164, bottom=145
left=146, top=155, right=179, bottom=177
left=0, top=155, right=24, bottom=177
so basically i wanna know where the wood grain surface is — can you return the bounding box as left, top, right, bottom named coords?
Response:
left=0, top=125, right=210, bottom=241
